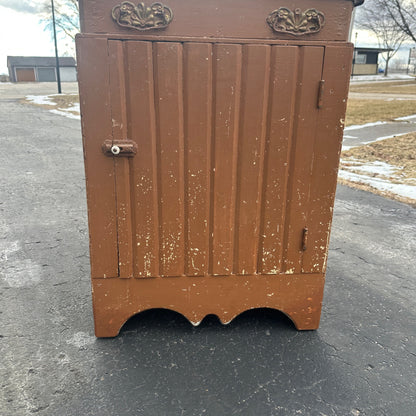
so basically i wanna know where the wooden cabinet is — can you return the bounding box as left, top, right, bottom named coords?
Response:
left=77, top=0, right=362, bottom=337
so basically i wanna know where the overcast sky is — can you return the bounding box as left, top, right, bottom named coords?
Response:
left=0, top=0, right=73, bottom=74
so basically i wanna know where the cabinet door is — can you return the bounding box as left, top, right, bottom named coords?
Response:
left=281, top=45, right=353, bottom=275
left=300, top=45, right=353, bottom=274
left=77, top=37, right=350, bottom=279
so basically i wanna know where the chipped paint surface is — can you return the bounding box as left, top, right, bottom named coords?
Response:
left=77, top=36, right=351, bottom=336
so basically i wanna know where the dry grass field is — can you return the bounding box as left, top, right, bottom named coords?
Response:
left=22, top=93, right=80, bottom=118
left=23, top=94, right=78, bottom=109
left=341, top=133, right=416, bottom=183
left=346, top=80, right=416, bottom=126
left=342, top=80, right=416, bottom=204
left=349, top=80, right=416, bottom=94
left=340, top=132, right=416, bottom=206
left=345, top=98, right=416, bottom=126
left=48, top=94, right=79, bottom=110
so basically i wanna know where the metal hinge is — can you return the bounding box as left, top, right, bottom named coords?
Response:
left=102, top=139, right=137, bottom=157
left=317, top=80, right=325, bottom=109
left=302, top=227, right=309, bottom=251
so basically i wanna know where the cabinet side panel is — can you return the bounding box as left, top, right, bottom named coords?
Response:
left=76, top=36, right=119, bottom=278
left=259, top=46, right=299, bottom=274
left=124, top=41, right=160, bottom=278
left=153, top=42, right=186, bottom=277
left=234, top=44, right=271, bottom=275
left=282, top=46, right=324, bottom=274
left=302, top=45, right=353, bottom=273
left=183, top=43, right=213, bottom=276
left=211, top=44, right=243, bottom=276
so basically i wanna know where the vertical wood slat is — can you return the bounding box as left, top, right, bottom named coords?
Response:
left=76, top=37, right=118, bottom=278
left=108, top=40, right=133, bottom=278
left=154, top=42, right=185, bottom=277
left=282, top=47, right=324, bottom=274
left=183, top=43, right=213, bottom=276
left=302, top=45, right=354, bottom=274
left=210, top=44, right=242, bottom=276
left=125, top=41, right=159, bottom=278
left=234, top=44, right=271, bottom=275
left=259, top=46, right=299, bottom=274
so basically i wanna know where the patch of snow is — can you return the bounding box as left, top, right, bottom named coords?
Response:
left=344, top=121, right=387, bottom=131
left=362, top=132, right=409, bottom=145
left=340, top=158, right=416, bottom=200
left=49, top=109, right=80, bottom=120
left=343, top=135, right=358, bottom=139
left=394, top=114, right=416, bottom=121
left=25, top=94, right=56, bottom=106
left=48, top=93, right=79, bottom=97
left=385, top=97, right=414, bottom=101
left=26, top=94, right=80, bottom=120
left=350, top=74, right=415, bottom=83
left=343, top=132, right=410, bottom=150
left=339, top=169, right=416, bottom=200
left=343, top=160, right=398, bottom=176
left=66, top=103, right=80, bottom=113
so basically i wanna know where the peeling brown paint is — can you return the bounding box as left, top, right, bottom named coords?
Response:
left=77, top=0, right=355, bottom=337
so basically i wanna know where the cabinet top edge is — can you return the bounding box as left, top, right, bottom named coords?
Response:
left=76, top=32, right=355, bottom=48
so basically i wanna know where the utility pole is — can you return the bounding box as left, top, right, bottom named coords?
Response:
left=408, top=47, right=416, bottom=75
left=51, top=0, right=62, bottom=94
left=352, top=32, right=358, bottom=78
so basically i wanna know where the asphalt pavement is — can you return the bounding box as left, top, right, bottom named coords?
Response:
left=1, top=84, right=415, bottom=416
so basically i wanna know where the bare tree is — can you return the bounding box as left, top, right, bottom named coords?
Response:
left=42, top=0, right=80, bottom=40
left=383, top=0, right=416, bottom=43
left=356, top=0, right=407, bottom=76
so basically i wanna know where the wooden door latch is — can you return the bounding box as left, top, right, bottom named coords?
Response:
left=102, top=139, right=137, bottom=157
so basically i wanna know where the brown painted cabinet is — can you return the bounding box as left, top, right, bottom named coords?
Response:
left=77, top=0, right=362, bottom=337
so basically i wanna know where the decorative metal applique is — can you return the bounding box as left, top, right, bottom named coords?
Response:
left=111, top=1, right=173, bottom=31
left=266, top=7, right=325, bottom=36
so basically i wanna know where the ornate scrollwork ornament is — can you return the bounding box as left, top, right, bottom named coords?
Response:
left=266, top=7, right=325, bottom=36
left=111, top=1, right=173, bottom=31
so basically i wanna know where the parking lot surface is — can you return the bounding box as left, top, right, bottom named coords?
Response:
left=1, top=84, right=415, bottom=416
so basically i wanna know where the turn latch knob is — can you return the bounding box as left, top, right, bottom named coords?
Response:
left=102, top=139, right=137, bottom=157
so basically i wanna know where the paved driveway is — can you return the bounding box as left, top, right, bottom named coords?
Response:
left=1, top=84, right=415, bottom=416
left=343, top=116, right=416, bottom=149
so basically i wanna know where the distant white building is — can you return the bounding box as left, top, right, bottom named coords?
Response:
left=7, top=56, right=77, bottom=82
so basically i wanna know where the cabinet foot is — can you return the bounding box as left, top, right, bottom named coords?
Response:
left=91, top=273, right=324, bottom=337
